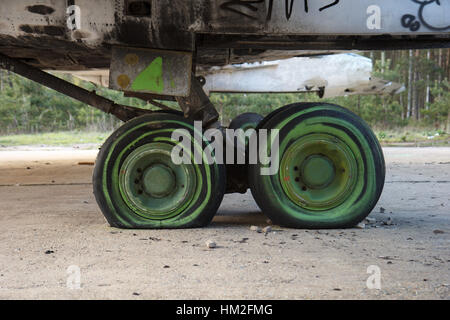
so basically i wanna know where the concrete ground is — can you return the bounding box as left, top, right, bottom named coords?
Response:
left=0, top=147, right=448, bottom=299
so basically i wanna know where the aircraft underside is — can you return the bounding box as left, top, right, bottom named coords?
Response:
left=0, top=0, right=449, bottom=229
left=0, top=0, right=448, bottom=70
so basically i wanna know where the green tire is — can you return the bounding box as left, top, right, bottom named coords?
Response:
left=229, top=113, right=264, bottom=135
left=93, top=113, right=226, bottom=229
left=249, top=102, right=385, bottom=229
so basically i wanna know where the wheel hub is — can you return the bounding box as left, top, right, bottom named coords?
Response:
left=279, top=133, right=357, bottom=211
left=142, top=164, right=176, bottom=198
left=301, top=155, right=335, bottom=189
left=118, top=142, right=197, bottom=220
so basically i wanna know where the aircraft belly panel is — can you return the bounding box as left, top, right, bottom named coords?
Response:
left=197, top=0, right=450, bottom=35
left=0, top=0, right=448, bottom=71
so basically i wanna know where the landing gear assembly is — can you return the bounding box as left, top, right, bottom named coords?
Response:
left=0, top=53, right=385, bottom=229
left=93, top=101, right=385, bottom=229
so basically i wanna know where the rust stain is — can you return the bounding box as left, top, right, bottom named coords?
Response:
left=117, top=74, right=131, bottom=89
left=124, top=53, right=139, bottom=66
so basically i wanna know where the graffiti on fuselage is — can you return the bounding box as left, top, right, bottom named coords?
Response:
left=219, top=0, right=340, bottom=21
left=401, top=0, right=450, bottom=31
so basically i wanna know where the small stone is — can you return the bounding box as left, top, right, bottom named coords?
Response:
left=206, top=240, right=217, bottom=249
left=379, top=207, right=386, bottom=213
left=365, top=217, right=377, bottom=224
left=250, top=226, right=262, bottom=233
left=262, top=226, right=272, bottom=233
left=163, top=265, right=170, bottom=268
left=133, top=292, right=140, bottom=296
left=356, top=222, right=366, bottom=229
left=45, top=250, right=54, bottom=255
left=433, top=230, right=445, bottom=234
left=384, top=217, right=393, bottom=226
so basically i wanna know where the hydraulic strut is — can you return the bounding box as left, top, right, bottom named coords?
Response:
left=0, top=53, right=152, bottom=122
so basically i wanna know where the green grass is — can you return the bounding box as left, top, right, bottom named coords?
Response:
left=374, top=128, right=449, bottom=146
left=0, top=131, right=110, bottom=147
left=0, top=128, right=448, bottom=148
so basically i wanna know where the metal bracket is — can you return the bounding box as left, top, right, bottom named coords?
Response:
left=176, top=73, right=220, bottom=126
left=109, top=47, right=193, bottom=97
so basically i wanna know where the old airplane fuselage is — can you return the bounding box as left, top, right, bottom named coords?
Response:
left=0, top=0, right=448, bottom=73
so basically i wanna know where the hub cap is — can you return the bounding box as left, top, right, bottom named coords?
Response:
left=301, top=155, right=336, bottom=189
left=142, top=164, right=176, bottom=198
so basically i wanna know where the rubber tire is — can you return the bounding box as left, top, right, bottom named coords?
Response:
left=225, top=114, right=264, bottom=194
left=229, top=112, right=264, bottom=131
left=249, top=102, right=385, bottom=229
left=93, top=113, right=226, bottom=229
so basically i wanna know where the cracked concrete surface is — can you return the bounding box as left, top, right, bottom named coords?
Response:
left=0, top=147, right=449, bottom=299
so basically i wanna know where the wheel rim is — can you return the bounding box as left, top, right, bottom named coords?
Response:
left=279, top=133, right=358, bottom=211
left=119, top=142, right=197, bottom=220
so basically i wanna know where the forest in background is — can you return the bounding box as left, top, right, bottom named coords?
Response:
left=0, top=49, right=448, bottom=138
